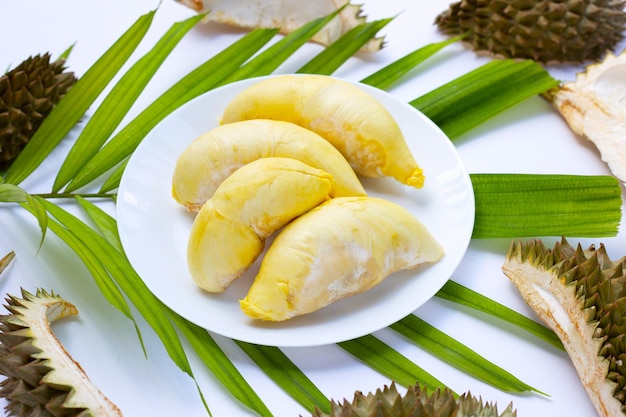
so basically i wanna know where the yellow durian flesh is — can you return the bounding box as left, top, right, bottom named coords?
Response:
left=221, top=75, right=425, bottom=189
left=188, top=157, right=335, bottom=293
left=240, top=196, right=444, bottom=321
left=172, top=119, right=365, bottom=211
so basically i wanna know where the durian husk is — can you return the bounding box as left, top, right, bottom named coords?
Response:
left=435, top=0, right=626, bottom=64
left=175, top=0, right=384, bottom=52
left=503, top=238, right=626, bottom=417
left=0, top=288, right=123, bottom=417
left=309, top=381, right=516, bottom=417
left=0, top=251, right=15, bottom=277
left=544, top=49, right=626, bottom=185
left=0, top=53, right=77, bottom=171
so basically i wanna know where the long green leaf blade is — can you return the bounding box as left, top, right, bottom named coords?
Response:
left=218, top=9, right=343, bottom=84
left=235, top=341, right=330, bottom=414
left=338, top=335, right=448, bottom=393
left=360, top=36, right=462, bottom=89
left=436, top=280, right=564, bottom=350
left=19, top=200, right=135, bottom=325
left=168, top=311, right=273, bottom=417
left=4, top=10, right=156, bottom=185
left=297, top=18, right=393, bottom=75
left=390, top=315, right=543, bottom=394
left=410, top=59, right=559, bottom=139
left=53, top=13, right=205, bottom=192
left=471, top=173, right=622, bottom=238
left=65, top=28, right=279, bottom=192
left=74, top=196, right=122, bottom=253
left=37, top=199, right=193, bottom=377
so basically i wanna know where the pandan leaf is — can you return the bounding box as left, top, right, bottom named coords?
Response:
left=74, top=196, right=122, bottom=253
left=167, top=311, right=273, bottom=417
left=338, top=335, right=448, bottom=394
left=3, top=10, right=156, bottom=186
left=390, top=314, right=544, bottom=394
left=52, top=13, right=206, bottom=193
left=360, top=35, right=463, bottom=89
left=471, top=174, right=622, bottom=238
left=35, top=199, right=193, bottom=377
left=410, top=59, right=560, bottom=139
left=297, top=18, right=393, bottom=75
left=436, top=280, right=564, bottom=350
left=235, top=341, right=331, bottom=414
left=64, top=28, right=279, bottom=193
left=1, top=183, right=48, bottom=247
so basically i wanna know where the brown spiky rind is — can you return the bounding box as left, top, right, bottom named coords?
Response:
left=0, top=53, right=77, bottom=171
left=435, top=0, right=626, bottom=63
left=503, top=238, right=626, bottom=417
left=310, top=381, right=516, bottom=417
left=0, top=288, right=123, bottom=417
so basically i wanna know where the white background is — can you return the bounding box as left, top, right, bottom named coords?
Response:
left=1, top=1, right=625, bottom=416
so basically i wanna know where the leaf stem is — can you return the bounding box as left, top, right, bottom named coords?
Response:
left=32, top=193, right=116, bottom=200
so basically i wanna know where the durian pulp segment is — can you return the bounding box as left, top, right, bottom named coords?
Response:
left=220, top=75, right=425, bottom=189
left=502, top=240, right=623, bottom=417
left=240, top=197, right=444, bottom=321
left=171, top=119, right=365, bottom=211
left=187, top=157, right=336, bottom=293
left=548, top=50, right=626, bottom=184
left=174, top=0, right=383, bottom=52
left=1, top=289, right=122, bottom=416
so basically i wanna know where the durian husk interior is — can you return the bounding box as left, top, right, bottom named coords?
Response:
left=0, top=288, right=122, bottom=417
left=309, top=381, right=516, bottom=417
left=503, top=238, right=626, bottom=417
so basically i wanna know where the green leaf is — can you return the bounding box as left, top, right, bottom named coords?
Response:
left=3, top=10, right=156, bottom=186
left=218, top=8, right=344, bottom=84
left=410, top=59, right=560, bottom=139
left=338, top=334, right=448, bottom=393
left=20, top=199, right=135, bottom=328
left=235, top=341, right=331, bottom=414
left=471, top=174, right=622, bottom=238
left=53, top=13, right=205, bottom=193
left=390, top=315, right=544, bottom=394
left=167, top=311, right=273, bottom=417
left=65, top=28, right=279, bottom=192
left=74, top=196, right=123, bottom=253
left=297, top=18, right=393, bottom=75
left=436, top=280, right=564, bottom=350
left=360, top=35, right=462, bottom=90
left=36, top=199, right=193, bottom=377
left=0, top=183, right=29, bottom=203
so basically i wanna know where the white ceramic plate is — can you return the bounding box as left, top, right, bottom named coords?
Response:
left=117, top=75, right=475, bottom=347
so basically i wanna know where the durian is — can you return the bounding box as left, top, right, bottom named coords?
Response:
left=0, top=288, right=123, bottom=417
left=502, top=238, right=626, bottom=417
left=545, top=49, right=626, bottom=184
left=309, top=381, right=516, bottom=417
left=435, top=0, right=626, bottom=64
left=171, top=119, right=366, bottom=211
left=187, top=157, right=335, bottom=293
left=0, top=53, right=77, bottom=171
left=240, top=196, right=443, bottom=321
left=175, top=0, right=384, bottom=52
left=221, top=75, right=425, bottom=189
left=0, top=251, right=15, bottom=277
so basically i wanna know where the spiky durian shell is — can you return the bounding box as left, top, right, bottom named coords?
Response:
left=310, top=382, right=516, bottom=417
left=0, top=53, right=77, bottom=171
left=503, top=238, right=626, bottom=417
left=435, top=0, right=626, bottom=63
left=0, top=288, right=122, bottom=417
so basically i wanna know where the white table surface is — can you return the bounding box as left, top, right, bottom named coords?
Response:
left=1, top=1, right=625, bottom=416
